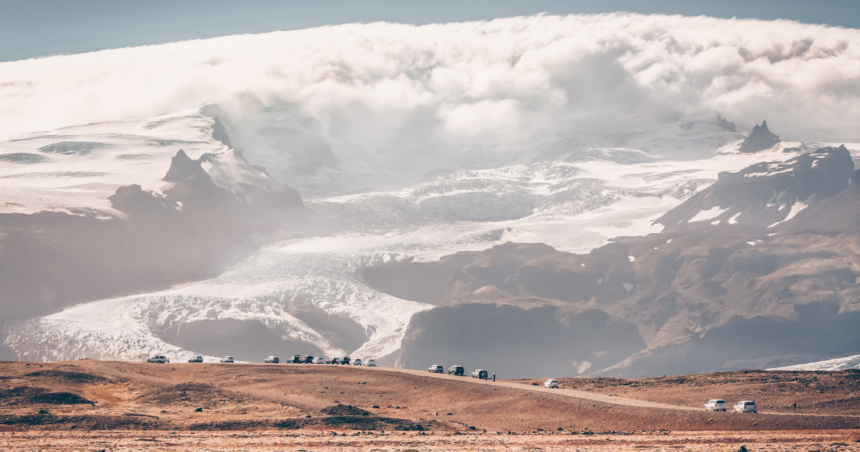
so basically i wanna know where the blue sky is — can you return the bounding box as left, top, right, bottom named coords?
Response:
left=2, top=0, right=858, bottom=62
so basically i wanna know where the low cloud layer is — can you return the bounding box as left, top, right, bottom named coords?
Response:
left=2, top=13, right=860, bottom=143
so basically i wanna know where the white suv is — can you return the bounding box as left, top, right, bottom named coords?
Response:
left=734, top=401, right=757, bottom=413
left=220, top=356, right=234, bottom=363
left=147, top=355, right=169, bottom=364
left=544, top=379, right=559, bottom=389
left=705, top=399, right=727, bottom=411
left=364, top=358, right=376, bottom=367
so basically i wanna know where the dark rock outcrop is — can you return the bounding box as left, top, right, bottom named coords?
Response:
left=738, top=120, right=780, bottom=153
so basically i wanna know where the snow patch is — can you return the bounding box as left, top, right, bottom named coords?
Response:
left=769, top=354, right=860, bottom=371
left=688, top=206, right=727, bottom=223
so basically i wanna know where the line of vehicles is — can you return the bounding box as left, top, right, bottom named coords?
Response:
left=144, top=355, right=759, bottom=412
left=146, top=354, right=377, bottom=366
left=428, top=364, right=491, bottom=380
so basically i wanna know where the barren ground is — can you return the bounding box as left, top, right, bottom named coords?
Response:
left=1, top=361, right=858, bottom=450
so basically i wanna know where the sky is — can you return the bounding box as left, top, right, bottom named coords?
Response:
left=2, top=0, right=860, bottom=62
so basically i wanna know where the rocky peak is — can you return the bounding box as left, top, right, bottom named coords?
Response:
left=657, top=146, right=854, bottom=229
left=739, top=120, right=780, bottom=153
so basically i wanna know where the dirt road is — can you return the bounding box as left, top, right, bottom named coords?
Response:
left=371, top=366, right=693, bottom=411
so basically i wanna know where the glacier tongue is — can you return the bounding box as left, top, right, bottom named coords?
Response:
left=4, top=105, right=823, bottom=363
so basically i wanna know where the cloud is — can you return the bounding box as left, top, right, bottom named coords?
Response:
left=2, top=13, right=860, bottom=143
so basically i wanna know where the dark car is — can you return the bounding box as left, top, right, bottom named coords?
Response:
left=302, top=355, right=314, bottom=364
left=327, top=357, right=339, bottom=364
left=471, top=369, right=488, bottom=380
left=291, top=354, right=302, bottom=364
left=342, top=356, right=351, bottom=365
left=448, top=365, right=464, bottom=376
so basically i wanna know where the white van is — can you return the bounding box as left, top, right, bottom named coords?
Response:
left=544, top=379, right=559, bottom=389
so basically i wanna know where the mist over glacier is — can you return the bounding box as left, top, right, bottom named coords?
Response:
left=3, top=13, right=860, bottom=143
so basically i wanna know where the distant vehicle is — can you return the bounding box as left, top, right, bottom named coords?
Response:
left=705, top=399, right=727, bottom=411
left=220, top=356, right=234, bottom=363
left=187, top=355, right=203, bottom=363
left=364, top=359, right=376, bottom=367
left=734, top=401, right=757, bottom=413
left=429, top=364, right=444, bottom=373
left=448, top=365, right=464, bottom=376
left=342, top=356, right=351, bottom=365
left=313, top=357, right=325, bottom=364
left=327, top=357, right=339, bottom=364
left=302, top=355, right=314, bottom=364
left=147, top=355, right=169, bottom=364
left=544, top=379, right=559, bottom=389
left=353, top=358, right=362, bottom=366
left=471, top=369, right=488, bottom=380
left=264, top=356, right=279, bottom=364
left=291, top=354, right=302, bottom=364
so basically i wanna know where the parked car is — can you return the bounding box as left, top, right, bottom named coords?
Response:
left=448, top=365, right=464, bottom=376
left=734, top=401, right=757, bottom=413
left=342, top=356, right=351, bottom=365
left=313, top=357, right=325, bottom=364
left=187, top=355, right=203, bottom=363
left=544, top=379, right=559, bottom=389
left=147, top=355, right=169, bottom=364
left=264, top=356, right=279, bottom=364
left=302, top=355, right=314, bottom=364
left=429, top=364, right=444, bottom=373
left=353, top=358, right=362, bottom=366
left=290, top=354, right=302, bottom=364
left=705, top=399, right=727, bottom=411
left=327, top=357, right=339, bottom=364
left=220, top=356, right=234, bottom=363
left=364, top=358, right=377, bottom=367
left=471, top=369, right=488, bottom=380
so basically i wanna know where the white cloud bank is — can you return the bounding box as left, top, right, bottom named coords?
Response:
left=2, top=13, right=860, bottom=142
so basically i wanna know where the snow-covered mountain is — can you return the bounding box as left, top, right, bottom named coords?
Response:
left=6, top=96, right=854, bottom=369
left=4, top=14, right=860, bottom=373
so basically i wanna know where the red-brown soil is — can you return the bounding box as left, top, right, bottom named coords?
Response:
left=0, top=360, right=858, bottom=450
left=1, top=430, right=859, bottom=451
left=517, top=369, right=860, bottom=416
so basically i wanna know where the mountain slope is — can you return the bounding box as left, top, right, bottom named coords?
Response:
left=370, top=145, right=860, bottom=377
